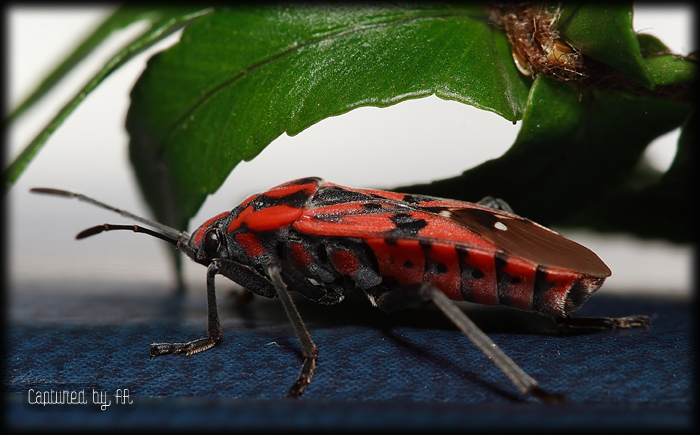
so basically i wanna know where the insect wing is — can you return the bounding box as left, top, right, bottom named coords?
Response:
left=443, top=207, right=611, bottom=279
left=299, top=184, right=608, bottom=277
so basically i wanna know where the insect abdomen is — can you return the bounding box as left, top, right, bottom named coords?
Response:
left=362, top=237, right=603, bottom=318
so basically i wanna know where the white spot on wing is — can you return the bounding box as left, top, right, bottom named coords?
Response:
left=494, top=221, right=508, bottom=231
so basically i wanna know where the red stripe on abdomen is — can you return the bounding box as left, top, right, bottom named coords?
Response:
left=421, top=242, right=461, bottom=301
left=456, top=246, right=499, bottom=306
left=366, top=238, right=425, bottom=287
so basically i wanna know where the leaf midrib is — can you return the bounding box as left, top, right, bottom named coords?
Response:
left=163, top=11, right=487, bottom=149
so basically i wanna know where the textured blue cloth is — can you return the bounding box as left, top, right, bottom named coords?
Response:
left=4, top=282, right=693, bottom=430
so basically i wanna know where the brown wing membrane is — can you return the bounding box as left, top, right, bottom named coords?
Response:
left=445, top=208, right=611, bottom=278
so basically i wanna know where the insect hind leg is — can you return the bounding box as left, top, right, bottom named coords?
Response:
left=370, top=283, right=565, bottom=404
left=555, top=314, right=651, bottom=330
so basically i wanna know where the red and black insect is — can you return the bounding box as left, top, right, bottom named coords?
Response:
left=31, top=177, right=649, bottom=403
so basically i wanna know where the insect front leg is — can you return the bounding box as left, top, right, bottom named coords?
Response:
left=150, top=258, right=276, bottom=358
left=370, top=283, right=565, bottom=404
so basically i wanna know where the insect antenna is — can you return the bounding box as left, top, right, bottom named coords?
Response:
left=76, top=223, right=181, bottom=247
left=30, top=188, right=191, bottom=246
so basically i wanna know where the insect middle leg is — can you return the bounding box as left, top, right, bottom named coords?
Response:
left=369, top=283, right=565, bottom=404
left=266, top=260, right=321, bottom=398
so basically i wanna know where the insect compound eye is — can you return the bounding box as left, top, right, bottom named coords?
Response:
left=203, top=229, right=221, bottom=255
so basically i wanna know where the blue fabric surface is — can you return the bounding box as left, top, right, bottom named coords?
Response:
left=4, top=282, right=693, bottom=430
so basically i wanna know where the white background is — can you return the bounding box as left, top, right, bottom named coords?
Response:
left=6, top=6, right=694, bottom=295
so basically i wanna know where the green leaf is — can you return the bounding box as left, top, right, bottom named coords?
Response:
left=636, top=33, right=670, bottom=55
left=3, top=6, right=215, bottom=193
left=556, top=109, right=696, bottom=242
left=636, top=33, right=697, bottom=86
left=399, top=77, right=693, bottom=236
left=126, top=5, right=532, bottom=229
left=8, top=8, right=149, bottom=124
left=645, top=54, right=697, bottom=86
left=559, top=3, right=655, bottom=88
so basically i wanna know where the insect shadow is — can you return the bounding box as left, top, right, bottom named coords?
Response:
left=223, top=290, right=564, bottom=401
left=219, top=287, right=609, bottom=337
